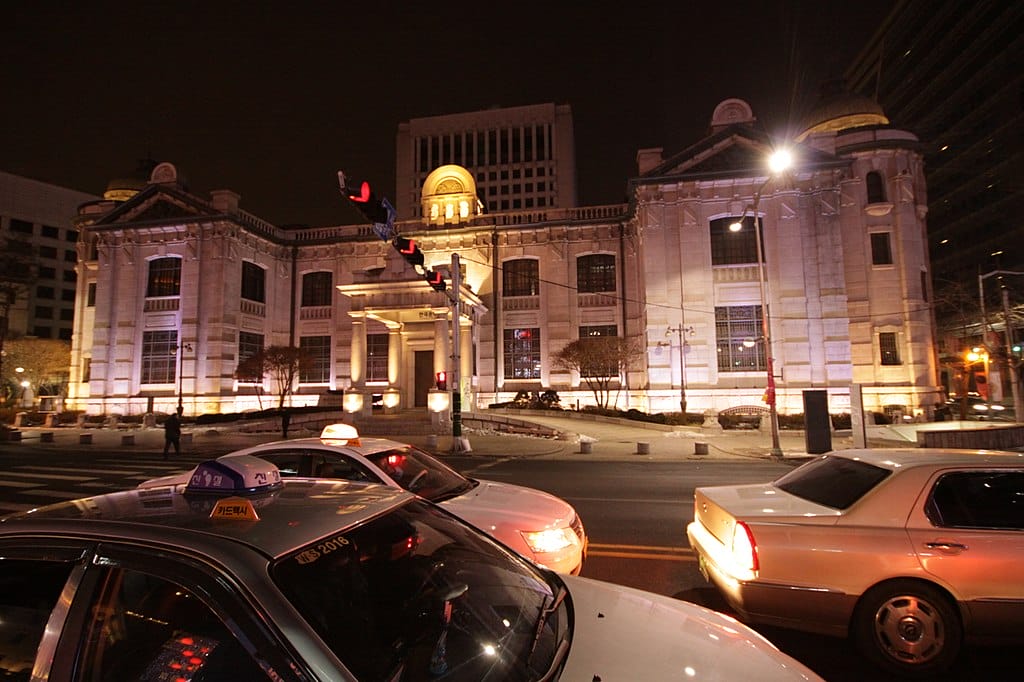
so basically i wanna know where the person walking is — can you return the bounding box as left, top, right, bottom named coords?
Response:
left=163, top=408, right=182, bottom=459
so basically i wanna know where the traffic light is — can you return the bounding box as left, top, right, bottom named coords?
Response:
left=337, top=171, right=395, bottom=231
left=424, top=268, right=446, bottom=292
left=392, top=236, right=426, bottom=272
left=435, top=371, right=447, bottom=390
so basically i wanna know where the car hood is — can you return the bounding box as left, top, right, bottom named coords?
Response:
left=439, top=479, right=576, bottom=532
left=559, top=575, right=822, bottom=681
left=698, top=483, right=841, bottom=522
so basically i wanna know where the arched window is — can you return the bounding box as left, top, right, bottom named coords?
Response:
left=710, top=217, right=760, bottom=266
left=146, top=257, right=181, bottom=297
left=866, top=171, right=886, bottom=204
left=503, top=259, right=539, bottom=296
left=576, top=254, right=616, bottom=293
left=301, top=271, right=333, bottom=307
left=241, top=261, right=266, bottom=303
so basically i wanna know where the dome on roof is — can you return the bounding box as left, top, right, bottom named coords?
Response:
left=796, top=84, right=889, bottom=141
left=103, top=158, right=158, bottom=202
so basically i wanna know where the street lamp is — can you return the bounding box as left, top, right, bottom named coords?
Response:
left=177, top=342, right=193, bottom=413
left=728, top=148, right=792, bottom=458
left=666, top=325, right=694, bottom=415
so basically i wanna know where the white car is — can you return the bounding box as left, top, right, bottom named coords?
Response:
left=686, top=448, right=1024, bottom=677
left=3, top=456, right=823, bottom=681
left=142, top=424, right=586, bottom=574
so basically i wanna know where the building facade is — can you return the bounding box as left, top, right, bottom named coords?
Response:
left=67, top=99, right=939, bottom=421
left=0, top=171, right=98, bottom=341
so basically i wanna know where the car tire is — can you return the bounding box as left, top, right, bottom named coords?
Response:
left=852, top=579, right=962, bottom=678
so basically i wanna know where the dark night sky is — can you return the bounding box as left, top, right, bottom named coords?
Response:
left=2, top=1, right=895, bottom=227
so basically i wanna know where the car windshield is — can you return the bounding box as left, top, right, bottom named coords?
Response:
left=366, top=446, right=476, bottom=502
left=273, top=498, right=570, bottom=681
left=773, top=455, right=892, bottom=510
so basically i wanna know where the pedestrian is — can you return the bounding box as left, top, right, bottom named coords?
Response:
left=163, top=408, right=182, bottom=459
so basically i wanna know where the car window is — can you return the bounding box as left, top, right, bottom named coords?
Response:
left=365, top=446, right=473, bottom=501
left=318, top=454, right=375, bottom=482
left=257, top=450, right=311, bottom=477
left=774, top=455, right=892, bottom=510
left=74, top=567, right=270, bottom=681
left=0, top=559, right=76, bottom=681
left=926, top=471, right=1024, bottom=530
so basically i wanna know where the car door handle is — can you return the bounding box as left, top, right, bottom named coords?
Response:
left=924, top=541, right=968, bottom=551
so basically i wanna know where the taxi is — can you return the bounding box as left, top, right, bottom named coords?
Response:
left=142, top=423, right=587, bottom=574
left=2, top=457, right=824, bottom=681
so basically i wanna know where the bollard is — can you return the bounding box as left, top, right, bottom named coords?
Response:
left=9, top=430, right=22, bottom=442
left=694, top=442, right=709, bottom=456
left=41, top=432, right=55, bottom=443
left=579, top=441, right=593, bottom=454
left=121, top=434, right=135, bottom=446
left=425, top=434, right=439, bottom=449
left=636, top=442, right=650, bottom=455
left=79, top=433, right=93, bottom=445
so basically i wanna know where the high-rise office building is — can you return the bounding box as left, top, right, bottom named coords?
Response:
left=395, top=103, right=577, bottom=220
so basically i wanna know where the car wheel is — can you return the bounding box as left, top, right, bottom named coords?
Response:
left=853, top=580, right=962, bottom=677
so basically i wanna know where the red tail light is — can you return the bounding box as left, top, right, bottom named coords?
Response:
left=732, top=521, right=759, bottom=573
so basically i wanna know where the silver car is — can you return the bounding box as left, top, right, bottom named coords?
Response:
left=686, top=448, right=1024, bottom=677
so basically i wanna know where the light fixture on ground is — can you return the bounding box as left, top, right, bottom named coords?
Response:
left=728, top=148, right=792, bottom=459
left=666, top=325, right=695, bottom=415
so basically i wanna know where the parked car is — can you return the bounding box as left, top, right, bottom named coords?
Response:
left=1, top=456, right=823, bottom=681
left=141, top=424, right=587, bottom=574
left=687, top=448, right=1024, bottom=677
left=943, top=395, right=1013, bottom=420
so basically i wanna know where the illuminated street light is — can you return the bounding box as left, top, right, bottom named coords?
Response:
left=727, top=147, right=793, bottom=459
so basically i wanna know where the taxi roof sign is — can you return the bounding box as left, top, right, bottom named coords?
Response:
left=210, top=496, right=260, bottom=521
left=186, top=456, right=283, bottom=495
left=320, top=423, right=361, bottom=445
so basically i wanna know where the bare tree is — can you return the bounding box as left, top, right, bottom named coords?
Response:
left=233, top=345, right=312, bottom=435
left=0, top=236, right=36, bottom=404
left=553, top=335, right=642, bottom=409
left=2, top=338, right=71, bottom=403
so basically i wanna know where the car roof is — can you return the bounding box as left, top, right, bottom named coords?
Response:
left=827, top=448, right=1024, bottom=470
left=238, top=436, right=412, bottom=457
left=0, top=479, right=414, bottom=559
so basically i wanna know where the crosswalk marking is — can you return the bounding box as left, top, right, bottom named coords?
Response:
left=0, top=471, right=96, bottom=482
left=17, top=465, right=142, bottom=476
left=0, top=480, right=43, bottom=489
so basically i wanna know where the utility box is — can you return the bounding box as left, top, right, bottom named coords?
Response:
left=803, top=390, right=832, bottom=454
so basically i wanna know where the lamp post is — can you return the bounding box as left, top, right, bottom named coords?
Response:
left=177, top=342, right=192, bottom=413
left=728, top=148, right=791, bottom=459
left=666, top=325, right=694, bottom=415
left=979, top=269, right=1024, bottom=422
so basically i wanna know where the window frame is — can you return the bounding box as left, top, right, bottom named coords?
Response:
left=141, top=330, right=178, bottom=384
left=299, top=335, right=331, bottom=384
left=879, top=331, right=901, bottom=366
left=870, top=232, right=893, bottom=266
left=711, top=216, right=761, bottom=266
left=715, top=305, right=766, bottom=372
left=502, top=258, right=540, bottom=297
left=301, top=271, right=333, bottom=307
left=241, top=261, right=266, bottom=303
left=366, top=333, right=389, bottom=383
left=576, top=254, right=616, bottom=294
left=503, top=328, right=541, bottom=380
left=146, top=257, right=182, bottom=298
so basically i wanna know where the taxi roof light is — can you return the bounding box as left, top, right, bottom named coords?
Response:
left=320, top=423, right=361, bottom=446
left=185, top=456, right=283, bottom=495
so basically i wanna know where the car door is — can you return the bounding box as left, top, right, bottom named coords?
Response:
left=907, top=469, right=1024, bottom=639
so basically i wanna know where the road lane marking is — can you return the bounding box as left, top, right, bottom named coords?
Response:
left=0, top=480, right=42, bottom=489
left=569, top=497, right=688, bottom=504
left=587, top=543, right=696, bottom=562
left=17, top=465, right=142, bottom=475
left=0, top=471, right=95, bottom=481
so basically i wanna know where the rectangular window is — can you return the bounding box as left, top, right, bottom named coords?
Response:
left=141, top=330, right=178, bottom=384
left=711, top=216, right=760, bottom=266
left=879, top=332, right=901, bottom=365
left=366, top=333, right=389, bottom=382
left=237, top=331, right=264, bottom=382
left=871, top=232, right=893, bottom=265
left=61, top=288, right=75, bottom=302
left=39, top=266, right=56, bottom=280
left=716, top=306, right=765, bottom=372
left=577, top=254, right=616, bottom=293
left=146, top=257, right=182, bottom=297
left=41, top=225, right=59, bottom=238
left=60, top=308, right=74, bottom=321
left=241, top=261, right=266, bottom=303
left=300, top=335, right=331, bottom=383
left=9, top=218, right=33, bottom=234
left=58, top=327, right=72, bottom=340
left=33, top=326, right=51, bottom=338
left=39, top=246, right=57, bottom=259
left=503, top=328, right=541, bottom=379
left=64, top=249, right=77, bottom=263
left=579, top=325, right=618, bottom=377
left=35, top=306, right=53, bottom=319
left=36, top=286, right=55, bottom=300
left=66, top=229, right=79, bottom=242
left=63, top=270, right=77, bottom=282
left=87, top=282, right=97, bottom=306
left=503, top=259, right=539, bottom=296
left=301, top=271, right=333, bottom=307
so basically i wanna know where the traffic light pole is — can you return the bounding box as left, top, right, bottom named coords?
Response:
left=449, top=253, right=471, bottom=453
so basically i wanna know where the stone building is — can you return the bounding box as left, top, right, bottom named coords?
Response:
left=67, top=99, right=939, bottom=420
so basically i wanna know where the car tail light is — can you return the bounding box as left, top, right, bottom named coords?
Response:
left=731, top=521, right=759, bottom=573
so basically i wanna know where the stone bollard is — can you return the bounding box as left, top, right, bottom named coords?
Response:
left=41, top=432, right=55, bottom=443
left=9, top=430, right=22, bottom=442
left=44, top=413, right=58, bottom=427
left=425, top=434, right=439, bottom=449
left=14, top=412, right=27, bottom=428
left=636, top=442, right=650, bottom=455
left=121, top=434, right=135, bottom=446
left=79, top=433, right=93, bottom=445
left=579, top=441, right=593, bottom=454
left=694, top=442, right=709, bottom=456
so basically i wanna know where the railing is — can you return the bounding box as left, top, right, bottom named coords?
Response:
left=503, top=295, right=540, bottom=310
left=143, top=297, right=180, bottom=312
left=240, top=299, right=266, bottom=317
left=300, top=305, right=332, bottom=320
left=713, top=264, right=762, bottom=283
left=578, top=293, right=617, bottom=308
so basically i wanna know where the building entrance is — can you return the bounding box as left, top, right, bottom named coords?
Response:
left=414, top=351, right=434, bottom=407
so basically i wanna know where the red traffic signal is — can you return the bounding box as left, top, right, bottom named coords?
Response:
left=392, top=236, right=426, bottom=271
left=337, top=171, right=394, bottom=227
left=435, top=371, right=447, bottom=390
left=425, top=268, right=446, bottom=292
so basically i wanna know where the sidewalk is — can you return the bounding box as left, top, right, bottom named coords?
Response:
left=0, top=413, right=920, bottom=462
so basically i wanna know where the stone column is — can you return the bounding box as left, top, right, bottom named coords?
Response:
left=350, top=316, right=366, bottom=389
